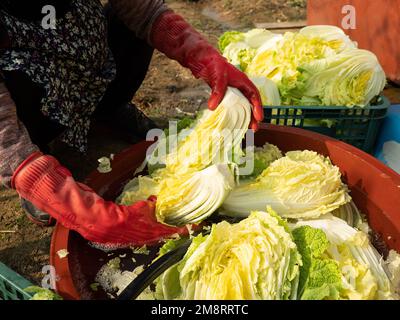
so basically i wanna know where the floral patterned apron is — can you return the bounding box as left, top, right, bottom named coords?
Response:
left=0, top=0, right=116, bottom=152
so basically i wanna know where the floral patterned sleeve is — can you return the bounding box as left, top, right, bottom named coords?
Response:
left=0, top=81, right=39, bottom=188
left=109, top=0, right=170, bottom=44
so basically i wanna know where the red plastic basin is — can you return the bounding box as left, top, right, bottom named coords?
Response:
left=50, top=124, right=400, bottom=300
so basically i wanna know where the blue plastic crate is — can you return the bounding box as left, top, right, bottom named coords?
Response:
left=263, top=96, right=389, bottom=154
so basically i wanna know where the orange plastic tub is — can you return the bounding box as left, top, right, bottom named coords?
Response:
left=50, top=124, right=400, bottom=299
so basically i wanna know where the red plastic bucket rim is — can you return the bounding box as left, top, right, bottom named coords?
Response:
left=50, top=124, right=400, bottom=300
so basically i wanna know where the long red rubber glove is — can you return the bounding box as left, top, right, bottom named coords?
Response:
left=12, top=152, right=189, bottom=245
left=151, top=11, right=263, bottom=131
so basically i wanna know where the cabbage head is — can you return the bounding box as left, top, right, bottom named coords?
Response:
left=222, top=150, right=351, bottom=219
left=291, top=215, right=397, bottom=300
left=156, top=208, right=301, bottom=300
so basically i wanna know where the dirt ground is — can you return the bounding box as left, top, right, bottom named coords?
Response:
left=0, top=0, right=307, bottom=285
left=133, top=0, right=307, bottom=124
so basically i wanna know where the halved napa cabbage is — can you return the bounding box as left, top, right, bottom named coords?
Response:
left=298, top=49, right=386, bottom=107
left=156, top=164, right=236, bottom=225
left=220, top=29, right=280, bottom=71
left=222, top=150, right=351, bottom=219
left=120, top=88, right=251, bottom=226
left=291, top=215, right=398, bottom=300
left=249, top=76, right=281, bottom=106
left=156, top=208, right=301, bottom=300
left=247, top=30, right=350, bottom=83
left=298, top=25, right=356, bottom=51
left=244, top=26, right=384, bottom=107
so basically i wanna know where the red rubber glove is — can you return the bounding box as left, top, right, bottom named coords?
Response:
left=12, top=152, right=189, bottom=245
left=151, top=11, right=263, bottom=131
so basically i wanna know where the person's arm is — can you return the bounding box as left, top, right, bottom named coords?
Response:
left=109, top=0, right=263, bottom=130
left=0, top=82, right=187, bottom=244
left=108, top=0, right=169, bottom=43
left=0, top=81, right=39, bottom=188
left=11, top=152, right=189, bottom=245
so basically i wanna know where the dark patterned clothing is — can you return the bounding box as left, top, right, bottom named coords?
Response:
left=0, top=0, right=116, bottom=152
left=0, top=0, right=168, bottom=187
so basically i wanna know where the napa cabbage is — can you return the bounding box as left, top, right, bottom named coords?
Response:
left=240, top=142, right=283, bottom=179
left=220, top=29, right=279, bottom=71
left=296, top=49, right=386, bottom=107
left=243, top=25, right=384, bottom=107
left=298, top=25, right=356, bottom=51
left=291, top=215, right=397, bottom=300
left=249, top=76, right=281, bottom=106
left=222, top=150, right=351, bottom=219
left=120, top=88, right=251, bottom=226
left=156, top=208, right=301, bottom=300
